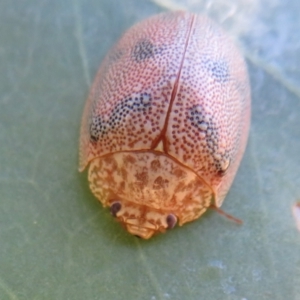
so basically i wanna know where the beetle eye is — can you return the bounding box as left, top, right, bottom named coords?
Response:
left=110, top=201, right=122, bottom=217
left=166, top=214, right=177, bottom=229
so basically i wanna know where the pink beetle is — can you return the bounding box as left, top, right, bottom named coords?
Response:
left=79, top=11, right=251, bottom=239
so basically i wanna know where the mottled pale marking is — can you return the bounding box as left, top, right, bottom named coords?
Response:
left=88, top=152, right=213, bottom=239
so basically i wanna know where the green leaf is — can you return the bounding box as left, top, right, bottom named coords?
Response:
left=1, top=0, right=300, bottom=299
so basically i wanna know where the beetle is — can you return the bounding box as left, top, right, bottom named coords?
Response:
left=79, top=11, right=251, bottom=239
